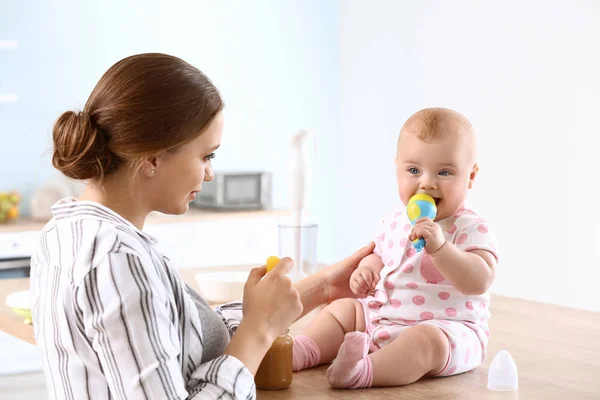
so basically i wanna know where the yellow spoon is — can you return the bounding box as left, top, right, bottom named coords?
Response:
left=266, top=256, right=280, bottom=273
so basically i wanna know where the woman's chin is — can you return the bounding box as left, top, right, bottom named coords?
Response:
left=179, top=202, right=191, bottom=214
left=155, top=202, right=190, bottom=216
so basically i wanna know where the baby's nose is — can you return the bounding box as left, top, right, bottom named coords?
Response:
left=420, top=176, right=437, bottom=189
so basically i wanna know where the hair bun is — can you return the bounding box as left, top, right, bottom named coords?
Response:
left=52, top=111, right=121, bottom=180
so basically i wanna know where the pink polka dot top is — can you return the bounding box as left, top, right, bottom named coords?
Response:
left=369, top=204, right=499, bottom=326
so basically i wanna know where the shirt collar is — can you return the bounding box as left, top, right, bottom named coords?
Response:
left=51, top=197, right=158, bottom=244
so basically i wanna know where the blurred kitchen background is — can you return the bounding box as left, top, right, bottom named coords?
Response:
left=1, top=0, right=599, bottom=314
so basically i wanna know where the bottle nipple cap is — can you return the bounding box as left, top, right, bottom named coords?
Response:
left=487, top=350, right=518, bottom=391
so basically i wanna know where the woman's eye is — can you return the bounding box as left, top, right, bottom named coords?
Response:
left=205, top=152, right=216, bottom=161
left=408, top=167, right=419, bottom=174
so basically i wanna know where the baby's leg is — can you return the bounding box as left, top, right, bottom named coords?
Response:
left=293, top=298, right=366, bottom=371
left=327, top=323, right=449, bottom=388
left=370, top=323, right=449, bottom=386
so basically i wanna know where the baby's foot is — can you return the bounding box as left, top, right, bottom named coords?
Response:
left=326, top=331, right=373, bottom=389
left=292, top=335, right=321, bottom=371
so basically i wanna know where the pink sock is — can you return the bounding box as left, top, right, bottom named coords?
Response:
left=326, top=331, right=373, bottom=389
left=292, top=335, right=321, bottom=371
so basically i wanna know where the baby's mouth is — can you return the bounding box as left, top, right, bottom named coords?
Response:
left=415, top=192, right=442, bottom=206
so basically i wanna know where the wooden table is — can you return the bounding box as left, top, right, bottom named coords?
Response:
left=2, top=271, right=599, bottom=400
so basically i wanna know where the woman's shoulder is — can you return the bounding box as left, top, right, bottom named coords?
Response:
left=48, top=198, right=154, bottom=254
left=41, top=215, right=153, bottom=284
left=32, top=198, right=162, bottom=285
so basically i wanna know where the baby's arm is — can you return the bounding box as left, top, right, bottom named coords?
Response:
left=410, top=217, right=498, bottom=295
left=358, top=253, right=384, bottom=271
left=352, top=212, right=388, bottom=297
left=351, top=253, right=385, bottom=297
left=431, top=244, right=497, bottom=295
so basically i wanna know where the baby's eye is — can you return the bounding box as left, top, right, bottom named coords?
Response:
left=205, top=152, right=216, bottom=161
left=438, top=170, right=452, bottom=176
left=408, top=167, right=419, bottom=175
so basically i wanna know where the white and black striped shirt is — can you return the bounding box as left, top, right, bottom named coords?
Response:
left=30, top=198, right=255, bottom=400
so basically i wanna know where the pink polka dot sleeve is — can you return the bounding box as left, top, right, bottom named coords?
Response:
left=453, top=216, right=499, bottom=262
left=373, top=215, right=387, bottom=258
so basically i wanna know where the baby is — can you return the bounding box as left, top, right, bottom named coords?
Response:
left=292, top=108, right=499, bottom=389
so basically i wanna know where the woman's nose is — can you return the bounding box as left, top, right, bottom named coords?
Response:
left=204, top=165, right=214, bottom=182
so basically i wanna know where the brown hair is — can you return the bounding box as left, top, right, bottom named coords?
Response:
left=52, top=53, right=223, bottom=181
left=400, top=107, right=473, bottom=142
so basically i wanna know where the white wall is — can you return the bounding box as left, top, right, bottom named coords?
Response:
left=0, top=0, right=339, bottom=223
left=326, top=0, right=600, bottom=312
left=3, top=1, right=599, bottom=312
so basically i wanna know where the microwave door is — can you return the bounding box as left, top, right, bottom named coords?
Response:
left=224, top=175, right=260, bottom=206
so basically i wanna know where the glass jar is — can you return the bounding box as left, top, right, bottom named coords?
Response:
left=254, top=330, right=293, bottom=390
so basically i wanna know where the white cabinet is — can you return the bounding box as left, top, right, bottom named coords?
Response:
left=0, top=231, right=39, bottom=259
left=0, top=210, right=286, bottom=270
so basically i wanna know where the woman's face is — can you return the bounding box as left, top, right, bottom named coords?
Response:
left=146, top=112, right=224, bottom=215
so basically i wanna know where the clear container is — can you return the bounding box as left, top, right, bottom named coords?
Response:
left=254, top=330, right=293, bottom=390
left=278, top=222, right=318, bottom=281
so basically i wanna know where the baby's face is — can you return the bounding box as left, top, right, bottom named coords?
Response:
left=395, top=131, right=477, bottom=220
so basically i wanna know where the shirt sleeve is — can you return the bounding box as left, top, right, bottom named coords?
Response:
left=76, top=252, right=256, bottom=400
left=453, top=217, right=499, bottom=262
left=213, top=301, right=244, bottom=338
left=187, top=355, right=255, bottom=399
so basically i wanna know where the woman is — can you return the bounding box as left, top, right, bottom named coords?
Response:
left=29, top=53, right=374, bottom=400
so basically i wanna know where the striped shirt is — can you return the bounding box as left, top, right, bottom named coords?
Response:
left=30, top=198, right=255, bottom=400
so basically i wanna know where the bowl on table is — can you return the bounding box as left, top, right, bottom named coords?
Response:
left=6, top=289, right=32, bottom=324
left=194, top=271, right=250, bottom=304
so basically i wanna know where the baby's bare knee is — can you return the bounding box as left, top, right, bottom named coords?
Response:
left=324, top=298, right=366, bottom=333
left=411, top=324, right=450, bottom=374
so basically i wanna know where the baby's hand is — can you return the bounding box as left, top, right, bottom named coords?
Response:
left=350, top=265, right=380, bottom=298
left=409, top=218, right=446, bottom=254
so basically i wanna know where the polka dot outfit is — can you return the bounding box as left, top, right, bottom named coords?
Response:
left=358, top=204, right=498, bottom=376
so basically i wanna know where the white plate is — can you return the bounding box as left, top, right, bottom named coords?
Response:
left=194, top=271, right=249, bottom=304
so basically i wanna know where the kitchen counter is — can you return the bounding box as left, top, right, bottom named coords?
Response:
left=0, top=208, right=289, bottom=234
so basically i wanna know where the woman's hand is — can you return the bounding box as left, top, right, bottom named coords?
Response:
left=225, top=259, right=302, bottom=374
left=242, top=257, right=303, bottom=341
left=322, top=242, right=376, bottom=303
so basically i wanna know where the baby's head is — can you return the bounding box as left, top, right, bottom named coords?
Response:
left=395, top=108, right=479, bottom=220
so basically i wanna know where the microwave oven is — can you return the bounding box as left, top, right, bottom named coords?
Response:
left=191, top=171, right=272, bottom=210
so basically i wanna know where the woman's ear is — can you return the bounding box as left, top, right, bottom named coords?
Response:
left=468, top=163, right=479, bottom=189
left=142, top=156, right=159, bottom=178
